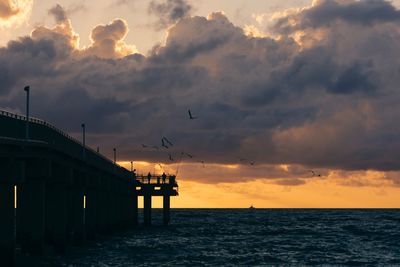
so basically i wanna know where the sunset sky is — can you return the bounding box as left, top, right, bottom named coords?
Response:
left=1, top=0, right=400, bottom=208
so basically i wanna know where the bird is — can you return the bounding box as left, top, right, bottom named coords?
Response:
left=161, top=139, right=169, bottom=149
left=163, top=137, right=174, bottom=146
left=188, top=109, right=198, bottom=120
left=308, top=170, right=321, bottom=177
left=181, top=152, right=194, bottom=158
left=249, top=161, right=255, bottom=166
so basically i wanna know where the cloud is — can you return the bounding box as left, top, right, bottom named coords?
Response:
left=148, top=0, right=192, bottom=29
left=0, top=0, right=32, bottom=27
left=84, top=18, right=137, bottom=59
left=0, top=0, right=19, bottom=19
left=48, top=4, right=68, bottom=24
left=2, top=0, right=400, bottom=185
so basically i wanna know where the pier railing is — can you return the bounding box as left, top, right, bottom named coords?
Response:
left=135, top=175, right=178, bottom=186
left=0, top=109, right=129, bottom=177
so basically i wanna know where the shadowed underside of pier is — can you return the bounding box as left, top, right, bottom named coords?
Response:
left=0, top=110, right=179, bottom=266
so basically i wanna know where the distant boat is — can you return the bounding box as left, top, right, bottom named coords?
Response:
left=249, top=205, right=255, bottom=209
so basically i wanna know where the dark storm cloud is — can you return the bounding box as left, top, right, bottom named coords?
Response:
left=274, top=0, right=400, bottom=33
left=148, top=0, right=192, bottom=29
left=2, top=0, right=400, bottom=183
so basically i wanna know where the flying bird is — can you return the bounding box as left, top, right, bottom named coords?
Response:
left=181, top=152, right=194, bottom=158
left=161, top=139, right=169, bottom=149
left=162, top=137, right=174, bottom=146
left=308, top=170, right=321, bottom=177
left=188, top=109, right=198, bottom=120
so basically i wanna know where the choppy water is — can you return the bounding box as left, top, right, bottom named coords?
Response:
left=35, top=209, right=400, bottom=266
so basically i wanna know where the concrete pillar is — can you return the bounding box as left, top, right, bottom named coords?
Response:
left=85, top=188, right=97, bottom=240
left=71, top=185, right=85, bottom=245
left=132, top=194, right=138, bottom=226
left=45, top=183, right=68, bottom=253
left=96, top=186, right=107, bottom=234
left=144, top=194, right=152, bottom=226
left=0, top=184, right=15, bottom=266
left=18, top=180, right=45, bottom=254
left=163, top=195, right=170, bottom=226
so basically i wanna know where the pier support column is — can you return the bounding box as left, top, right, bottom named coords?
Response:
left=18, top=180, right=45, bottom=254
left=85, top=187, right=97, bottom=240
left=163, top=195, right=170, bottom=226
left=133, top=194, right=138, bottom=226
left=143, top=195, right=152, bottom=226
left=0, top=183, right=15, bottom=266
left=71, top=185, right=85, bottom=245
left=46, top=183, right=68, bottom=253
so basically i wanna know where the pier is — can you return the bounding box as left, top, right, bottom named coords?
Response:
left=0, top=110, right=179, bottom=266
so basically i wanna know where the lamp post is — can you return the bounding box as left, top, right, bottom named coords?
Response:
left=81, top=123, right=86, bottom=159
left=130, top=161, right=133, bottom=172
left=24, top=86, right=30, bottom=139
left=113, top=148, right=116, bottom=164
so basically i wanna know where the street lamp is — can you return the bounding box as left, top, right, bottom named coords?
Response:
left=130, top=161, right=133, bottom=172
left=24, top=86, right=30, bottom=139
left=113, top=148, right=116, bottom=164
left=81, top=123, right=86, bottom=159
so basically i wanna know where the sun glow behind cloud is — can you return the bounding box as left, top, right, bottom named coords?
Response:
left=0, top=0, right=32, bottom=28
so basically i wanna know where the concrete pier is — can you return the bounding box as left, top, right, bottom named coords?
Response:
left=0, top=109, right=179, bottom=265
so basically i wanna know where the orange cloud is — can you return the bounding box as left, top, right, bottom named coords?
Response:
left=0, top=0, right=32, bottom=28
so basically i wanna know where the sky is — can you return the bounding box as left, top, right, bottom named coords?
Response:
left=1, top=0, right=400, bottom=208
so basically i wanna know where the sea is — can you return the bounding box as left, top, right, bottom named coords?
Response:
left=24, top=209, right=400, bottom=266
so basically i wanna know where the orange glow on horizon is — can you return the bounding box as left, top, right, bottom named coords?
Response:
left=118, top=161, right=400, bottom=208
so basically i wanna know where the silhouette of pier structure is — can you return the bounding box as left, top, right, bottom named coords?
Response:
left=0, top=109, right=179, bottom=266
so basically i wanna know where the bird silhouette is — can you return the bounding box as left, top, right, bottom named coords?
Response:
left=308, top=170, right=321, bottom=177
left=250, top=161, right=255, bottom=166
left=188, top=109, right=198, bottom=120
left=162, top=137, right=174, bottom=146
left=161, top=139, right=169, bottom=149
left=181, top=152, right=194, bottom=158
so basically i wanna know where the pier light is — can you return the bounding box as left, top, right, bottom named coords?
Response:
left=24, top=86, right=30, bottom=139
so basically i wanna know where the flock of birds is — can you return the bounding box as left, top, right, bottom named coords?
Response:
left=138, top=109, right=322, bottom=178
left=139, top=109, right=258, bottom=175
